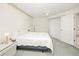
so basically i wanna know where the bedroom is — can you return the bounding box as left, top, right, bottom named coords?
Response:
left=0, top=3, right=79, bottom=56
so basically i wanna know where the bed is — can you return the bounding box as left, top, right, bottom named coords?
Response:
left=12, top=32, right=53, bottom=54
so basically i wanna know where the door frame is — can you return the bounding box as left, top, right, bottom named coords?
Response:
left=74, top=14, right=77, bottom=47
left=74, top=13, right=79, bottom=48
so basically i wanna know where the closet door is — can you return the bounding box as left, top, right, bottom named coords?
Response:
left=61, top=14, right=74, bottom=45
left=49, top=17, right=61, bottom=39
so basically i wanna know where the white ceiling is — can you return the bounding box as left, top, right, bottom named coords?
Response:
left=13, top=3, right=79, bottom=18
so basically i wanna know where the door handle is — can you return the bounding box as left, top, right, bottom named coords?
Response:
left=74, top=40, right=75, bottom=42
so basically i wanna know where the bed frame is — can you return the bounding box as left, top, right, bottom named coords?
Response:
left=17, top=45, right=51, bottom=52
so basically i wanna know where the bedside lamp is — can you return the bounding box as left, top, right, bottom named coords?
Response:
left=4, top=32, right=10, bottom=44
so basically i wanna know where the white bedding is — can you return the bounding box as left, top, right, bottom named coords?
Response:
left=14, top=32, right=53, bottom=54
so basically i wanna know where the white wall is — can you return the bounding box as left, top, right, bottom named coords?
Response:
left=33, top=17, right=48, bottom=32
left=49, top=14, right=74, bottom=45
left=48, top=7, right=79, bottom=45
left=49, top=17, right=61, bottom=39
left=0, top=4, right=33, bottom=42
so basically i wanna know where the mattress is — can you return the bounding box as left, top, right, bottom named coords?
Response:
left=14, top=32, right=53, bottom=54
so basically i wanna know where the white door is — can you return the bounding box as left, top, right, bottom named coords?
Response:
left=61, top=14, right=74, bottom=45
left=49, top=17, right=61, bottom=39
left=74, top=13, right=79, bottom=48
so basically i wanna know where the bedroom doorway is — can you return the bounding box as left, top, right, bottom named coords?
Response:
left=74, top=13, right=79, bottom=48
